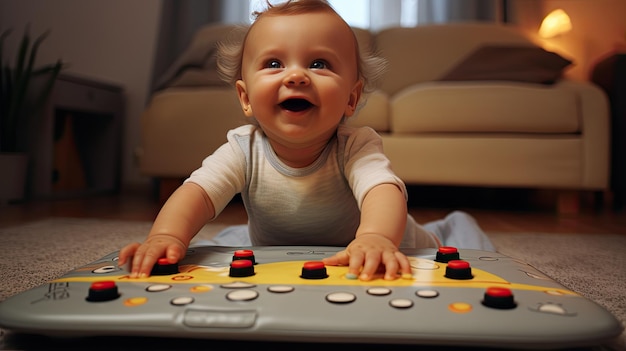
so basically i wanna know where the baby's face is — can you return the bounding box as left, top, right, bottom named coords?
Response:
left=236, top=10, right=362, bottom=152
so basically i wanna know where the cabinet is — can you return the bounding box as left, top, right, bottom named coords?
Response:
left=28, top=74, right=124, bottom=198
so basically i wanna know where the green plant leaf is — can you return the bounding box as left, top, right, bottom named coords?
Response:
left=0, top=26, right=63, bottom=152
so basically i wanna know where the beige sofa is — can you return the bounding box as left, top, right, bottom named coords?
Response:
left=138, top=23, right=610, bottom=211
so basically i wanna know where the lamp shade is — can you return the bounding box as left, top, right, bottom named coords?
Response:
left=539, top=9, right=572, bottom=39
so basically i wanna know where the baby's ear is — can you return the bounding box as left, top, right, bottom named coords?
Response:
left=236, top=80, right=253, bottom=117
left=344, top=80, right=363, bottom=117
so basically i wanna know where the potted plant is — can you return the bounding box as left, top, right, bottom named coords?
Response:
left=0, top=26, right=64, bottom=203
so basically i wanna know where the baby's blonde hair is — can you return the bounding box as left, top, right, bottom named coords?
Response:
left=217, top=0, right=386, bottom=109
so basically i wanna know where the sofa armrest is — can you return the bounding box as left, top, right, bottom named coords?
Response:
left=558, top=79, right=610, bottom=189
left=139, top=88, right=246, bottom=178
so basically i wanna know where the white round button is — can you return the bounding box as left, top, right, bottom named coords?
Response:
left=416, top=289, right=439, bottom=298
left=221, top=282, right=256, bottom=289
left=147, top=284, right=172, bottom=292
left=538, top=303, right=567, bottom=315
left=326, top=292, right=356, bottom=304
left=411, top=259, right=438, bottom=270
left=92, top=265, right=118, bottom=274
left=226, top=289, right=259, bottom=301
left=268, top=285, right=295, bottom=293
left=389, top=298, right=413, bottom=309
left=171, top=296, right=194, bottom=306
left=367, top=287, right=392, bottom=296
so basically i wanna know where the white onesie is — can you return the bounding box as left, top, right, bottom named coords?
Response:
left=186, top=124, right=439, bottom=248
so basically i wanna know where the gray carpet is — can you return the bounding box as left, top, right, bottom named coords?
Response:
left=0, top=218, right=624, bottom=350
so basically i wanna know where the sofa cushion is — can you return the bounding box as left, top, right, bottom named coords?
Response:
left=439, top=45, right=572, bottom=84
left=154, top=24, right=243, bottom=91
left=390, top=81, right=580, bottom=133
left=375, top=23, right=534, bottom=95
left=381, top=134, right=586, bottom=188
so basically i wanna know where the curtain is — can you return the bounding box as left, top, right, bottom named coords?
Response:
left=149, top=0, right=506, bottom=95
left=417, top=0, right=501, bottom=25
left=368, top=0, right=503, bottom=31
left=149, top=0, right=229, bottom=93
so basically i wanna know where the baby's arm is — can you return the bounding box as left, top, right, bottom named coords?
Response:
left=323, top=183, right=411, bottom=280
left=118, top=182, right=215, bottom=278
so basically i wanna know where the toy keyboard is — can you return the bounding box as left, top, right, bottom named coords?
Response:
left=0, top=246, right=622, bottom=349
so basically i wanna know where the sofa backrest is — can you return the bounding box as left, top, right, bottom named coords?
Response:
left=375, top=23, right=535, bottom=96
left=353, top=27, right=376, bottom=57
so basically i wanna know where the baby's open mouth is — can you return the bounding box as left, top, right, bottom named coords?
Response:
left=280, top=98, right=313, bottom=112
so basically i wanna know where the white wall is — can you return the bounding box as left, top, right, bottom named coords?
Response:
left=0, top=0, right=162, bottom=187
left=508, top=0, right=626, bottom=81
left=541, top=0, right=626, bottom=81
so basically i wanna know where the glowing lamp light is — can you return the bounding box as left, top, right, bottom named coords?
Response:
left=539, top=9, right=572, bottom=39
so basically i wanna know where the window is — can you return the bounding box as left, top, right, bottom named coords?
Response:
left=247, top=0, right=419, bottom=30
left=328, top=0, right=370, bottom=28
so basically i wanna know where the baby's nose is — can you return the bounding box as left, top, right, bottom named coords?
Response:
left=284, top=71, right=310, bottom=86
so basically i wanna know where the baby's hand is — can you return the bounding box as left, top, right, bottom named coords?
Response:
left=322, top=234, right=411, bottom=281
left=117, top=234, right=187, bottom=278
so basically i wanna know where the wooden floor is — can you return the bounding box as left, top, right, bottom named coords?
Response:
left=1, top=185, right=625, bottom=235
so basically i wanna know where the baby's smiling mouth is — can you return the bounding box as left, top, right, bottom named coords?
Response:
left=279, top=98, right=313, bottom=112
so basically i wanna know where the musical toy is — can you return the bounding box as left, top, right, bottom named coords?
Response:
left=0, top=246, right=622, bottom=349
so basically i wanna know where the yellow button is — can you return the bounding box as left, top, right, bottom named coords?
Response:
left=124, top=297, right=148, bottom=307
left=190, top=285, right=213, bottom=293
left=449, top=302, right=472, bottom=313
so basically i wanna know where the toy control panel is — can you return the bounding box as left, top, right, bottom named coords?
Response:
left=0, top=246, right=622, bottom=349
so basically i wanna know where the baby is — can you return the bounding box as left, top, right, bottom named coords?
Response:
left=118, top=0, right=443, bottom=281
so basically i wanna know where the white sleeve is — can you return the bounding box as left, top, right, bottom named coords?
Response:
left=185, top=126, right=250, bottom=219
left=339, top=125, right=408, bottom=209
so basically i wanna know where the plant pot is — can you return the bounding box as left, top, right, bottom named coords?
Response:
left=0, top=152, right=29, bottom=204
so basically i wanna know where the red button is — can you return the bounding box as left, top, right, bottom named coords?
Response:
left=234, top=249, right=254, bottom=258
left=438, top=246, right=458, bottom=254
left=447, top=260, right=470, bottom=269
left=444, top=260, right=473, bottom=280
left=486, top=287, right=512, bottom=297
left=86, top=280, right=120, bottom=302
left=152, top=258, right=179, bottom=275
left=231, top=259, right=253, bottom=268
left=303, top=261, right=325, bottom=270
left=90, top=280, right=116, bottom=291
left=435, top=246, right=460, bottom=263
left=232, top=249, right=256, bottom=264
left=229, top=259, right=255, bottom=277
left=301, top=261, right=328, bottom=279
left=482, top=287, right=516, bottom=309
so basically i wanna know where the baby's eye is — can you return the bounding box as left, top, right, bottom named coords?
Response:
left=310, top=60, right=328, bottom=70
left=266, top=60, right=282, bottom=69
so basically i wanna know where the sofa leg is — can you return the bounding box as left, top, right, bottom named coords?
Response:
left=594, top=191, right=607, bottom=210
left=158, top=177, right=183, bottom=204
left=557, top=190, right=580, bottom=214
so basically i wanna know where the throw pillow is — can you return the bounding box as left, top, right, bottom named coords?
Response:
left=439, top=45, right=573, bottom=84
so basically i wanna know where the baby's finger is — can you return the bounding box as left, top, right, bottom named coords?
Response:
left=396, top=251, right=412, bottom=277
left=382, top=251, right=400, bottom=280
left=128, top=246, right=148, bottom=278
left=136, top=246, right=165, bottom=278
left=118, top=242, right=140, bottom=266
left=357, top=252, right=379, bottom=281
left=340, top=250, right=363, bottom=279
left=322, top=250, right=349, bottom=266
left=165, top=245, right=185, bottom=265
